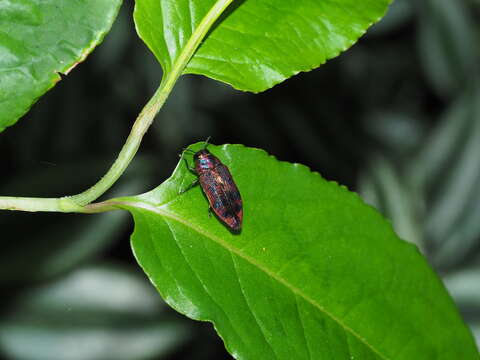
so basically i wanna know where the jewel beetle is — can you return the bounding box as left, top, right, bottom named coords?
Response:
left=181, top=138, right=243, bottom=233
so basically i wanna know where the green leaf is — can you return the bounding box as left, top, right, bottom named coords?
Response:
left=0, top=0, right=122, bottom=132
left=134, top=0, right=392, bottom=92
left=120, top=143, right=479, bottom=360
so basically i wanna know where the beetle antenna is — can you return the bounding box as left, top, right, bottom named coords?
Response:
left=182, top=148, right=196, bottom=155
left=203, top=136, right=211, bottom=149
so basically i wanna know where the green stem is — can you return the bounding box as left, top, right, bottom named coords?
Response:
left=0, top=196, right=85, bottom=213
left=0, top=0, right=235, bottom=213
left=69, top=85, right=169, bottom=206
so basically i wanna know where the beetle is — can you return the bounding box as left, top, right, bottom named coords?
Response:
left=181, top=139, right=243, bottom=233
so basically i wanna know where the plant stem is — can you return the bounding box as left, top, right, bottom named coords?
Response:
left=0, top=196, right=85, bottom=213
left=68, top=85, right=169, bottom=206
left=0, top=0, right=235, bottom=213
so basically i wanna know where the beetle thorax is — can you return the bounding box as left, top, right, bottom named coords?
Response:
left=194, top=150, right=220, bottom=173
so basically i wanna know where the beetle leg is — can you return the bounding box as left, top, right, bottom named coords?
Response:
left=179, top=150, right=195, bottom=159
left=179, top=179, right=199, bottom=194
left=183, top=158, right=197, bottom=174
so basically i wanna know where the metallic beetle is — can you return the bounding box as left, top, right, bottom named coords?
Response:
left=181, top=139, right=243, bottom=233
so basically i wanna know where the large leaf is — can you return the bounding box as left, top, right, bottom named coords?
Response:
left=119, top=143, right=478, bottom=360
left=0, top=0, right=122, bottom=132
left=134, top=0, right=392, bottom=92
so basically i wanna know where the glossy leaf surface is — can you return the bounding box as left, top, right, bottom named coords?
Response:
left=0, top=0, right=122, bottom=132
left=121, top=143, right=479, bottom=360
left=134, top=0, right=392, bottom=92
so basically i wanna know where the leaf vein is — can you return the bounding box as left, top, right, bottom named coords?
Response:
left=294, top=294, right=313, bottom=359
left=129, top=201, right=391, bottom=360
left=231, top=254, right=278, bottom=359
left=163, top=218, right=252, bottom=352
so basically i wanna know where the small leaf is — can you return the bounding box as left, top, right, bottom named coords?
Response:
left=120, top=144, right=478, bottom=359
left=134, top=0, right=392, bottom=92
left=0, top=0, right=122, bottom=132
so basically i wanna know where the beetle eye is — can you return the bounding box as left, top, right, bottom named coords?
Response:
left=200, top=159, right=208, bottom=165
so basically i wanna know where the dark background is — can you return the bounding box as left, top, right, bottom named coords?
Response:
left=0, top=0, right=479, bottom=358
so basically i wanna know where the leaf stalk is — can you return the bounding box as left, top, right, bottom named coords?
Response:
left=0, top=0, right=235, bottom=213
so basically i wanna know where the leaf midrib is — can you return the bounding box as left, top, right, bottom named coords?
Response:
left=127, top=200, right=389, bottom=360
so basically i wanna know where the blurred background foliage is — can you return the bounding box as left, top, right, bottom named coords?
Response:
left=0, top=0, right=479, bottom=358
